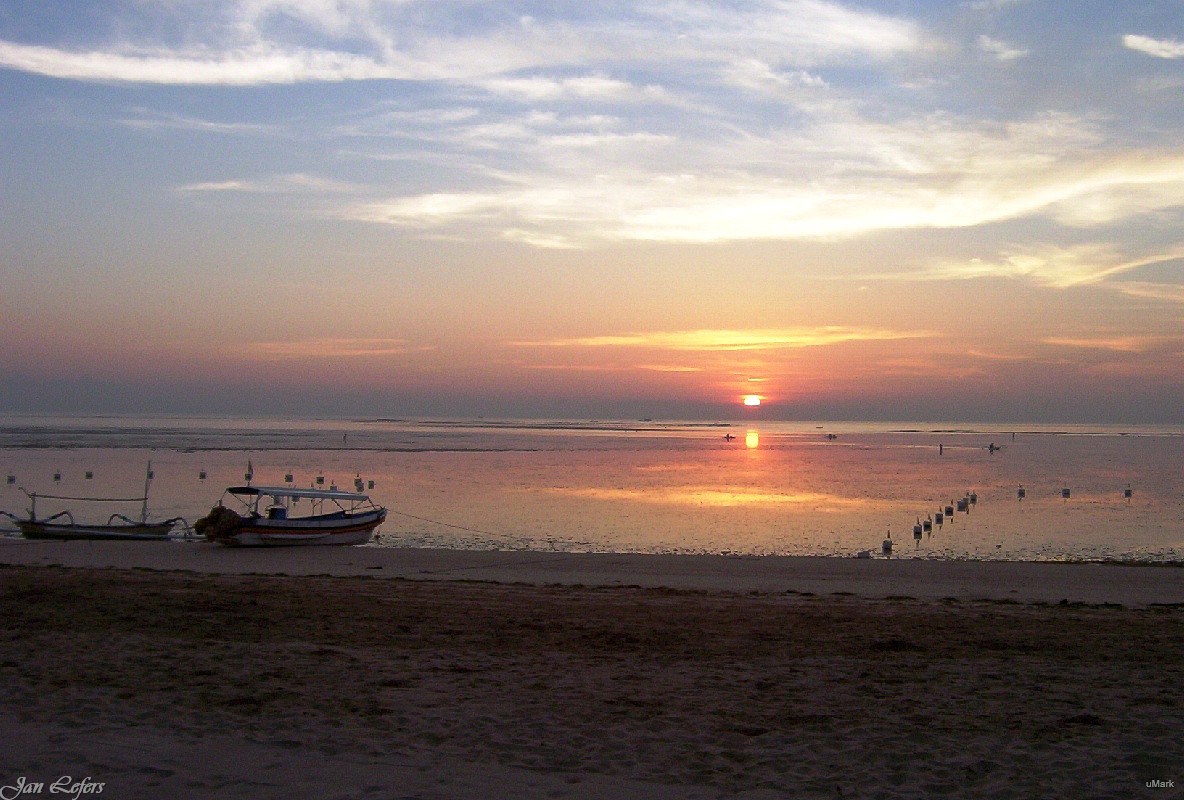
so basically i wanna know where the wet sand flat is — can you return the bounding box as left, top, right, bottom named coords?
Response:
left=1, top=563, right=1182, bottom=799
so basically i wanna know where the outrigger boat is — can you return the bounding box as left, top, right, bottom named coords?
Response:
left=11, top=506, right=177, bottom=540
left=196, top=485, right=387, bottom=547
left=1, top=463, right=183, bottom=540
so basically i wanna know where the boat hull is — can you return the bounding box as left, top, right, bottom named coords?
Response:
left=17, top=520, right=174, bottom=541
left=214, top=508, right=386, bottom=547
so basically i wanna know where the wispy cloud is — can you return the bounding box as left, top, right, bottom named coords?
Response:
left=966, top=349, right=1033, bottom=363
left=0, top=41, right=402, bottom=85
left=476, top=75, right=668, bottom=104
left=862, top=245, right=1184, bottom=290
left=334, top=103, right=1184, bottom=245
left=1118, top=282, right=1184, bottom=304
left=977, top=35, right=1028, bottom=61
left=511, top=327, right=934, bottom=352
left=635, top=137, right=1184, bottom=241
left=721, top=59, right=828, bottom=95
left=517, top=363, right=624, bottom=373
left=178, top=172, right=357, bottom=194
left=119, top=109, right=280, bottom=135
left=637, top=364, right=704, bottom=373
left=1123, top=34, right=1184, bottom=59
left=242, top=338, right=430, bottom=360
left=179, top=179, right=255, bottom=193
left=1042, top=336, right=1177, bottom=353
left=0, top=1, right=922, bottom=86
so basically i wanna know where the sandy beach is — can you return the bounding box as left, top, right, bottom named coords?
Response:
left=1, top=542, right=1182, bottom=799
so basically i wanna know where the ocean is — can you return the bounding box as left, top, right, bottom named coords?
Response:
left=1, top=415, right=1181, bottom=562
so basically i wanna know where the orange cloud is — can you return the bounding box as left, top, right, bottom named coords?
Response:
left=511, top=327, right=934, bottom=352
left=1042, top=336, right=1171, bottom=353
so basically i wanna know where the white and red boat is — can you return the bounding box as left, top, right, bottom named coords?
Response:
left=196, top=485, right=386, bottom=547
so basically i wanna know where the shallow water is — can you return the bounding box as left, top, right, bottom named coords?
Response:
left=1, top=415, right=1181, bottom=561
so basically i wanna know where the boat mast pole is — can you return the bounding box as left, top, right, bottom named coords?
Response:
left=141, top=461, right=152, bottom=524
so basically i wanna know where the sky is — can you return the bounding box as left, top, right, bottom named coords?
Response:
left=1, top=0, right=1182, bottom=423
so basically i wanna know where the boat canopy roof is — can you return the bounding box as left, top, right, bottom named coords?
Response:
left=225, top=485, right=374, bottom=502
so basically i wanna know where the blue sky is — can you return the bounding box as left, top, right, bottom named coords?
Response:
left=1, top=1, right=1182, bottom=421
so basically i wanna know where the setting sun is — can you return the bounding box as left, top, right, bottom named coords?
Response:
left=743, top=395, right=762, bottom=407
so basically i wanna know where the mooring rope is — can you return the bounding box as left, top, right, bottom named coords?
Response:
left=386, top=508, right=519, bottom=541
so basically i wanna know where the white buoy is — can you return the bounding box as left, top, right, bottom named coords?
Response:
left=935, top=511, right=944, bottom=526
left=1017, top=485, right=1026, bottom=500
left=199, top=470, right=207, bottom=480
left=923, top=515, right=932, bottom=534
left=85, top=471, right=93, bottom=480
left=882, top=531, right=893, bottom=555
left=1062, top=487, right=1071, bottom=499
left=913, top=519, right=923, bottom=544
left=1124, top=484, right=1132, bottom=500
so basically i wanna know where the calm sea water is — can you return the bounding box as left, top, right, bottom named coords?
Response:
left=1, top=415, right=1181, bottom=562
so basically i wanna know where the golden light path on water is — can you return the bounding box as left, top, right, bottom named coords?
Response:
left=537, top=486, right=874, bottom=509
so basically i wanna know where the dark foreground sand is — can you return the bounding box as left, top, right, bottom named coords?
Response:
left=1, top=549, right=1182, bottom=799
